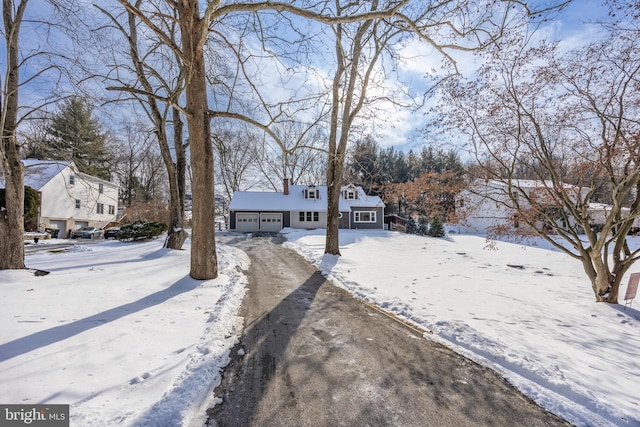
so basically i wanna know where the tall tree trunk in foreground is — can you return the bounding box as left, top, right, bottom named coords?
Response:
left=178, top=1, right=217, bottom=279
left=0, top=0, right=27, bottom=270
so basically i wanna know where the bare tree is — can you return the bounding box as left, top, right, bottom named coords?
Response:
left=117, top=0, right=429, bottom=278
left=321, top=0, right=553, bottom=255
left=0, top=1, right=28, bottom=269
left=1, top=0, right=77, bottom=269
left=442, top=26, right=640, bottom=303
left=116, top=1, right=571, bottom=275
left=94, top=2, right=189, bottom=249
left=253, top=122, right=327, bottom=190
left=113, top=123, right=151, bottom=207
left=212, top=123, right=260, bottom=202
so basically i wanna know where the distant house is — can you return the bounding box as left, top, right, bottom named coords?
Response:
left=228, top=179, right=385, bottom=232
left=588, top=203, right=640, bottom=234
left=1, top=159, right=119, bottom=235
left=452, top=179, right=588, bottom=235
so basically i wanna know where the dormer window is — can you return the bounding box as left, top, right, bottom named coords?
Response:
left=69, top=175, right=75, bottom=185
left=304, top=185, right=320, bottom=199
left=342, top=186, right=358, bottom=200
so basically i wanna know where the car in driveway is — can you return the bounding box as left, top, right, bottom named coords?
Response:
left=103, top=227, right=120, bottom=239
left=71, top=226, right=104, bottom=239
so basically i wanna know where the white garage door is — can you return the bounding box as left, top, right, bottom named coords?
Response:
left=260, top=213, right=283, bottom=232
left=236, top=213, right=259, bottom=232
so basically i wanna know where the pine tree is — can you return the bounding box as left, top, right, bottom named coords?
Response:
left=418, top=218, right=429, bottom=236
left=43, top=97, right=112, bottom=180
left=427, top=216, right=446, bottom=237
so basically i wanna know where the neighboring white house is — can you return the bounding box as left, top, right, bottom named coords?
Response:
left=1, top=159, right=120, bottom=236
left=229, top=179, right=385, bottom=233
left=588, top=203, right=640, bottom=232
left=451, top=179, right=589, bottom=235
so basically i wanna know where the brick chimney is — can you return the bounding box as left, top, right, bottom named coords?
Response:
left=283, top=178, right=289, bottom=195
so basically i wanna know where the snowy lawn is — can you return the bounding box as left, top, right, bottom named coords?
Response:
left=2, top=230, right=639, bottom=427
left=283, top=229, right=640, bottom=427
left=0, top=237, right=248, bottom=427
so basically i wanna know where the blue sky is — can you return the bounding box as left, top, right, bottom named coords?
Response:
left=383, top=0, right=618, bottom=154
left=2, top=1, right=621, bottom=156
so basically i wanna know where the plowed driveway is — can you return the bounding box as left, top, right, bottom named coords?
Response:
left=206, top=235, right=570, bottom=427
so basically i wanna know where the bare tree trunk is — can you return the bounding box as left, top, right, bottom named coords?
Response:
left=0, top=149, right=25, bottom=270
left=164, top=107, right=188, bottom=250
left=324, top=8, right=375, bottom=256
left=325, top=150, right=344, bottom=255
left=179, top=1, right=217, bottom=279
left=0, top=0, right=26, bottom=270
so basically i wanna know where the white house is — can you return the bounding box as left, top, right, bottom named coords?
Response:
left=10, top=159, right=119, bottom=235
left=452, top=179, right=588, bottom=235
left=588, top=203, right=640, bottom=233
left=228, top=179, right=385, bottom=233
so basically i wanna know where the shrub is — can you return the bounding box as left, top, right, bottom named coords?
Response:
left=117, top=220, right=167, bottom=241
left=418, top=218, right=429, bottom=236
left=405, top=218, right=419, bottom=234
left=427, top=216, right=445, bottom=237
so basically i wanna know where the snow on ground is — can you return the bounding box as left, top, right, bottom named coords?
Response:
left=282, top=229, right=640, bottom=427
left=0, top=237, right=248, bottom=427
left=2, top=230, right=639, bottom=426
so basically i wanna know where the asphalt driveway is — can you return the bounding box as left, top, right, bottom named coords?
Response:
left=206, top=235, right=571, bottom=427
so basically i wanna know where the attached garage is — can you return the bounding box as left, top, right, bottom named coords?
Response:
left=236, top=213, right=260, bottom=232
left=260, top=213, right=283, bottom=232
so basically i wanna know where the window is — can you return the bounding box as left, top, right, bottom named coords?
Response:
left=97, top=203, right=104, bottom=214
left=99, top=183, right=104, bottom=194
left=75, top=199, right=80, bottom=209
left=354, top=211, right=376, bottom=223
left=345, top=190, right=356, bottom=199
left=109, top=205, right=115, bottom=215
left=304, top=186, right=320, bottom=199
left=69, top=175, right=75, bottom=185
left=299, top=211, right=319, bottom=222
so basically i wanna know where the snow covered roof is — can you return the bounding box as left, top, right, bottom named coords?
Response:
left=0, top=159, right=74, bottom=190
left=229, top=184, right=385, bottom=212
left=23, top=159, right=74, bottom=190
left=1, top=159, right=118, bottom=190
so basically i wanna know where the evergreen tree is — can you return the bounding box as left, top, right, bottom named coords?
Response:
left=427, top=216, right=446, bottom=237
left=42, top=97, right=112, bottom=180
left=405, top=218, right=419, bottom=234
left=347, top=137, right=380, bottom=194
left=418, top=217, right=429, bottom=235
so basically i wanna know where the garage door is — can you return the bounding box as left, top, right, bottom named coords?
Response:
left=75, top=221, right=88, bottom=230
left=49, top=220, right=66, bottom=232
left=260, top=213, right=283, bottom=232
left=236, top=213, right=259, bottom=232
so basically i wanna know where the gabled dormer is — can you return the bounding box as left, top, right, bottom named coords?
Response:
left=303, top=185, right=320, bottom=200
left=342, top=184, right=359, bottom=200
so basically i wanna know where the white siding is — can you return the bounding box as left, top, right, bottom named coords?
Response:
left=39, top=165, right=119, bottom=228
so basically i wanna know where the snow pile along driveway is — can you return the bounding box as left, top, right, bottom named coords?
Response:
left=283, top=229, right=640, bottom=427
